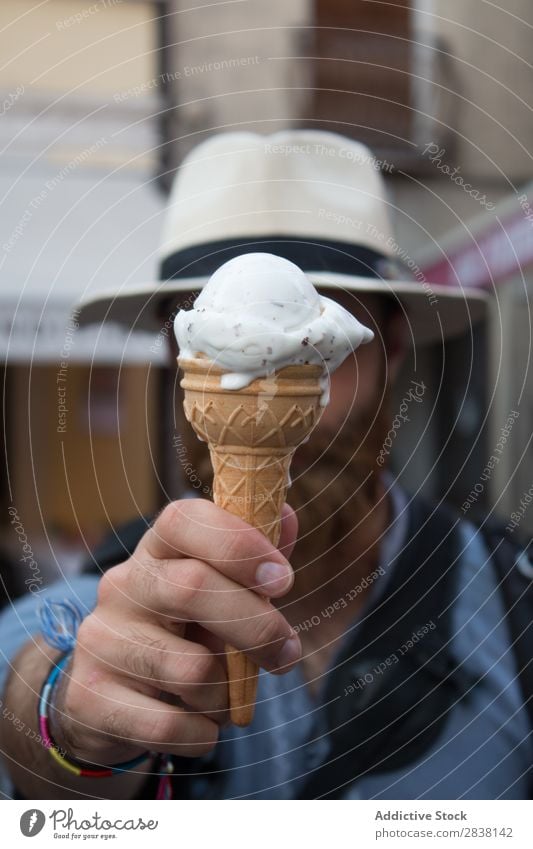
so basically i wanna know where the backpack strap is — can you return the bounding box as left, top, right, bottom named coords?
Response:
left=301, top=495, right=477, bottom=799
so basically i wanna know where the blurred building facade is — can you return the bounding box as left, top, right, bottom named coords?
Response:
left=0, top=0, right=168, bottom=591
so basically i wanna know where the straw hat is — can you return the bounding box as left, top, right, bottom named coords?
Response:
left=77, top=130, right=488, bottom=344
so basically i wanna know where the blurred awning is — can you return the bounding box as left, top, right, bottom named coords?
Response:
left=0, top=156, right=166, bottom=365
left=417, top=183, right=533, bottom=291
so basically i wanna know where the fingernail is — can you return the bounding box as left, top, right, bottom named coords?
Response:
left=274, top=633, right=301, bottom=670
left=255, top=561, right=293, bottom=596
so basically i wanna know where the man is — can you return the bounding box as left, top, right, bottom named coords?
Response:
left=1, top=131, right=531, bottom=800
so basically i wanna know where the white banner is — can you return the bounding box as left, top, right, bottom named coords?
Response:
left=3, top=799, right=531, bottom=848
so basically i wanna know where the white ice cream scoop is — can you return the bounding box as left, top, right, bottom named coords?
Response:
left=174, top=252, right=374, bottom=402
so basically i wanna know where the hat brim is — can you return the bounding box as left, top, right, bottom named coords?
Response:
left=77, top=273, right=489, bottom=347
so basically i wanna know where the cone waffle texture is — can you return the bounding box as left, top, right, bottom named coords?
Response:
left=179, top=357, right=324, bottom=725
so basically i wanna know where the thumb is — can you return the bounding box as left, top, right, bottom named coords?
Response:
left=278, top=503, right=298, bottom=560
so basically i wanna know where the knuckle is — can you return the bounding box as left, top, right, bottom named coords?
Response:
left=123, top=642, right=158, bottom=683
left=145, top=710, right=181, bottom=746
left=62, top=673, right=95, bottom=726
left=76, top=614, right=100, bottom=653
left=184, top=497, right=218, bottom=524
left=100, top=708, right=133, bottom=744
left=131, top=557, right=168, bottom=606
left=179, top=648, right=219, bottom=688
left=97, top=563, right=128, bottom=604
left=173, top=559, right=208, bottom=609
left=155, top=503, right=175, bottom=541
left=187, top=499, right=258, bottom=565
left=155, top=500, right=190, bottom=548
left=123, top=629, right=169, bottom=685
left=216, top=528, right=256, bottom=567
left=250, top=609, right=287, bottom=654
left=96, top=570, right=114, bottom=605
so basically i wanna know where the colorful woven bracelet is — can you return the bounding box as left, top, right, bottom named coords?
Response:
left=38, top=651, right=152, bottom=778
left=37, top=602, right=175, bottom=796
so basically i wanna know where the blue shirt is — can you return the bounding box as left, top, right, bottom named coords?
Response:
left=1, top=486, right=531, bottom=799
left=215, top=517, right=531, bottom=800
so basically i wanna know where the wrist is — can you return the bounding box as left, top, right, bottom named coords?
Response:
left=46, top=653, right=74, bottom=760
left=46, top=651, right=147, bottom=770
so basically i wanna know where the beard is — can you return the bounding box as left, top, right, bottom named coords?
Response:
left=286, top=390, right=392, bottom=592
left=179, top=381, right=392, bottom=596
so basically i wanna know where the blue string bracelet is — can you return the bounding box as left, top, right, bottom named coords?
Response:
left=38, top=598, right=84, bottom=652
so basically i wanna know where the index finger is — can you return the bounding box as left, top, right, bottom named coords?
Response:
left=139, top=499, right=295, bottom=598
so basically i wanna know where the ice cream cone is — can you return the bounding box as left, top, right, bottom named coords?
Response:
left=178, top=356, right=324, bottom=725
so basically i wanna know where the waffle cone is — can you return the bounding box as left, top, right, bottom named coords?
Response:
left=179, top=356, right=324, bottom=725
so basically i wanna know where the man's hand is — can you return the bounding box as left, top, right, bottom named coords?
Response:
left=53, top=500, right=301, bottom=766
